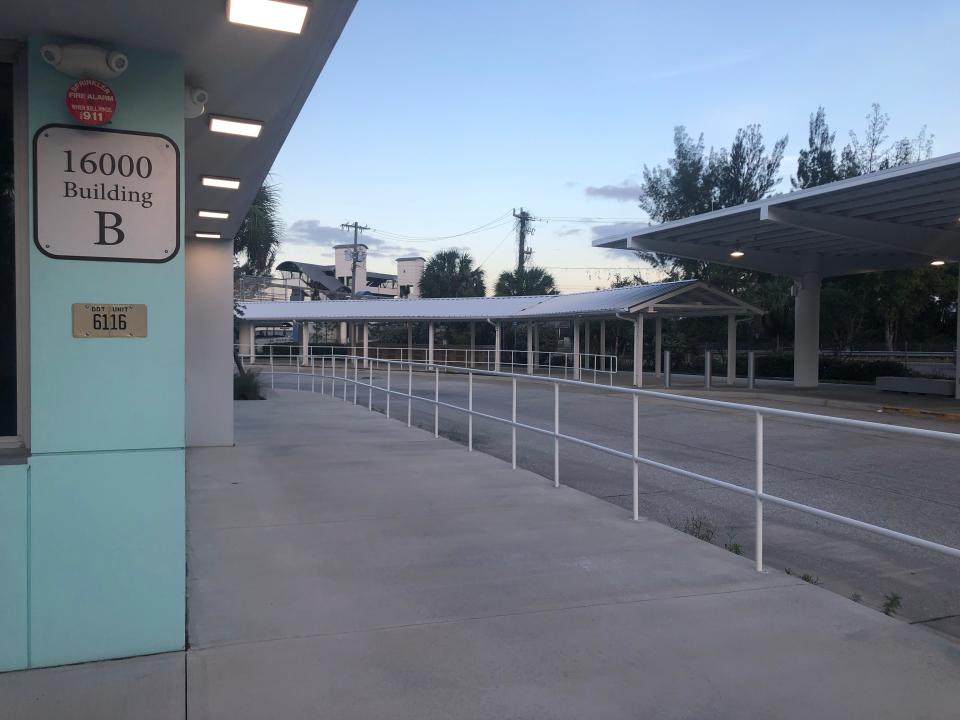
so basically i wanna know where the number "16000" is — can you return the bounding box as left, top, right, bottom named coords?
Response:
left=63, top=150, right=152, bottom=178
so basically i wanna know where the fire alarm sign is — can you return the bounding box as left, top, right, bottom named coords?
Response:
left=66, top=79, right=116, bottom=126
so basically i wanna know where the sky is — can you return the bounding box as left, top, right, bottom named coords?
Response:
left=270, top=0, right=960, bottom=292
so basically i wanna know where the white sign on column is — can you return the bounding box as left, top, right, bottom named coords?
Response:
left=34, top=124, right=180, bottom=262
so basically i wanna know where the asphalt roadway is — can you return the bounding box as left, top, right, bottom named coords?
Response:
left=269, top=364, right=960, bottom=638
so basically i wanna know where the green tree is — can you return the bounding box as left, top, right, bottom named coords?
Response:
left=494, top=266, right=558, bottom=296
left=638, top=124, right=786, bottom=292
left=795, top=105, right=944, bottom=350
left=419, top=249, right=486, bottom=298
left=234, top=183, right=282, bottom=276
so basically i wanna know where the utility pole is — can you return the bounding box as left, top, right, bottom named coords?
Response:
left=340, top=221, right=370, bottom=298
left=512, top=208, right=535, bottom=273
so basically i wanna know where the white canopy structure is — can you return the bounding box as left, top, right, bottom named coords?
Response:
left=594, top=153, right=960, bottom=396
left=237, top=281, right=762, bottom=386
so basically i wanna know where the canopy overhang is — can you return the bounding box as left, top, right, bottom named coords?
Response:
left=3, top=0, right=357, bottom=244
left=238, top=281, right=763, bottom=324
left=594, top=153, right=960, bottom=278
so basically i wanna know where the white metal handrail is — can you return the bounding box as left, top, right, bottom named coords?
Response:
left=250, top=353, right=960, bottom=569
left=237, top=343, right=618, bottom=384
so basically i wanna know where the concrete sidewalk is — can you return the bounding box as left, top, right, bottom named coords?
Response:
left=4, top=389, right=960, bottom=718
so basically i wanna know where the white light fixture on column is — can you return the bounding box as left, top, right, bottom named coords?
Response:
left=729, top=250, right=745, bottom=258
left=930, top=260, right=946, bottom=266
left=198, top=210, right=230, bottom=220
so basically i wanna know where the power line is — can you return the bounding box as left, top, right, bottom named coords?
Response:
left=476, top=222, right=518, bottom=271
left=372, top=211, right=513, bottom=242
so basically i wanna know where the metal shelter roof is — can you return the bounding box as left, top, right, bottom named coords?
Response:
left=275, top=261, right=349, bottom=295
left=238, top=281, right=762, bottom=323
left=593, top=152, right=960, bottom=278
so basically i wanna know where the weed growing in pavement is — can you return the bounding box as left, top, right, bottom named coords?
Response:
left=668, top=513, right=717, bottom=543
left=723, top=528, right=743, bottom=555
left=850, top=593, right=862, bottom=603
left=882, top=593, right=902, bottom=616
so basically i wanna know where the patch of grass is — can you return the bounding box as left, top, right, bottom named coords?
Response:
left=850, top=593, right=862, bottom=603
left=882, top=592, right=902, bottom=616
left=799, top=573, right=823, bottom=586
left=669, top=513, right=717, bottom=543
left=234, top=369, right=265, bottom=400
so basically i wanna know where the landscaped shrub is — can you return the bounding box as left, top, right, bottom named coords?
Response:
left=234, top=369, right=265, bottom=400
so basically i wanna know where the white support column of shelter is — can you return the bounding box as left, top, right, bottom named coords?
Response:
left=526, top=321, right=534, bottom=374
left=633, top=314, right=644, bottom=387
left=794, top=272, right=821, bottom=388
left=339, top=321, right=347, bottom=345
left=238, top=320, right=252, bottom=358
left=654, top=317, right=662, bottom=377
left=301, top=321, right=309, bottom=366
left=406, top=322, right=413, bottom=363
left=726, top=314, right=737, bottom=385
left=469, top=321, right=476, bottom=367
left=494, top=322, right=502, bottom=372
left=362, top=321, right=369, bottom=368
left=584, top=320, right=590, bottom=363
left=955, top=267, right=959, bottom=400
left=428, top=321, right=435, bottom=366
left=599, top=321, right=605, bottom=357
left=573, top=319, right=581, bottom=380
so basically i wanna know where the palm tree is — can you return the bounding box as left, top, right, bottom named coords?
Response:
left=494, top=266, right=558, bottom=296
left=419, top=249, right=486, bottom=297
left=234, top=183, right=282, bottom=276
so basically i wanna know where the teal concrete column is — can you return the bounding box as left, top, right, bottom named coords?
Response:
left=24, top=37, right=185, bottom=669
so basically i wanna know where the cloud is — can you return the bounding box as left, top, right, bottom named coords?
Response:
left=584, top=181, right=642, bottom=203
left=286, top=220, right=420, bottom=258
left=557, top=227, right=582, bottom=237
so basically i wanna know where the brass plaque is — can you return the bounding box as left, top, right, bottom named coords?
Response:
left=72, top=303, right=147, bottom=338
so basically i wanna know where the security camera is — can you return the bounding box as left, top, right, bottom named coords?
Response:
left=40, top=43, right=129, bottom=81
left=184, top=86, right=209, bottom=119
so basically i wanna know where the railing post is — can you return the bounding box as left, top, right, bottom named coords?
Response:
left=511, top=376, right=517, bottom=469
left=663, top=351, right=671, bottom=388
left=468, top=371, right=474, bottom=451
left=386, top=362, right=391, bottom=419
left=632, top=393, right=639, bottom=521
left=755, top=411, right=764, bottom=572
left=353, top=358, right=358, bottom=405
left=311, top=357, right=315, bottom=393
left=343, top=357, right=348, bottom=402
left=270, top=350, right=275, bottom=389
left=320, top=356, right=325, bottom=395
left=434, top=366, right=439, bottom=438
left=296, top=355, right=301, bottom=391
left=368, top=361, right=373, bottom=411
left=405, top=362, right=413, bottom=427
left=553, top=383, right=559, bottom=488
left=704, top=350, right=712, bottom=389
left=747, top=350, right=756, bottom=390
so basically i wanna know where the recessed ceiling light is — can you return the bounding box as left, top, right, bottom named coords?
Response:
left=198, top=210, right=230, bottom=219
left=202, top=175, right=241, bottom=190
left=729, top=250, right=745, bottom=258
left=930, top=259, right=946, bottom=266
left=209, top=115, right=263, bottom=138
left=195, top=232, right=222, bottom=239
left=227, top=0, right=309, bottom=34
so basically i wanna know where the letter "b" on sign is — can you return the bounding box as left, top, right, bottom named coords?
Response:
left=94, top=211, right=125, bottom=245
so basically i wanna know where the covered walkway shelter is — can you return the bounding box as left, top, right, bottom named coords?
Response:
left=594, top=153, right=960, bottom=398
left=237, top=281, right=762, bottom=387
